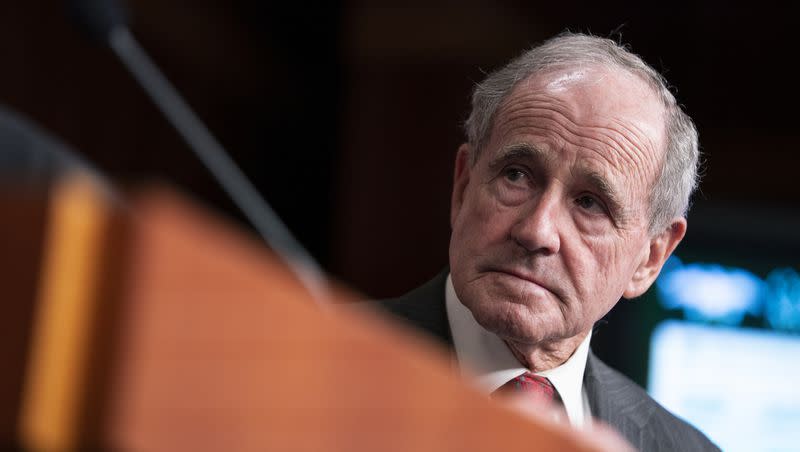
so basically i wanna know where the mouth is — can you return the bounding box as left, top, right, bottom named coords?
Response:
left=482, top=266, right=551, bottom=293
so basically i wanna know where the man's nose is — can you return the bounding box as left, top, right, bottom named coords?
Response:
left=509, top=192, right=561, bottom=255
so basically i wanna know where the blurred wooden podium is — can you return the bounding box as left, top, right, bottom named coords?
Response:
left=4, top=175, right=602, bottom=451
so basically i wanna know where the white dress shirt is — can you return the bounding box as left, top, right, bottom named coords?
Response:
left=444, top=274, right=593, bottom=428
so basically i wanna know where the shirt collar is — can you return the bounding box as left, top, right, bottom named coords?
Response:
left=444, top=273, right=592, bottom=426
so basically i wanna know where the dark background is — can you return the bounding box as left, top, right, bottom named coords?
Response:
left=2, top=1, right=798, bottom=385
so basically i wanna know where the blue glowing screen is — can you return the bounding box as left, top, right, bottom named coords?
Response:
left=649, top=320, right=800, bottom=452
left=655, top=257, right=800, bottom=331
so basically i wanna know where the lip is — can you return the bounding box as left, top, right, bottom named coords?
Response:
left=484, top=266, right=552, bottom=293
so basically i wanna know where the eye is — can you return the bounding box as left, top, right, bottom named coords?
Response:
left=575, top=194, right=605, bottom=213
left=503, top=167, right=529, bottom=184
left=493, top=166, right=533, bottom=205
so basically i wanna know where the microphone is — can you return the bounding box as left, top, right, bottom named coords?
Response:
left=67, top=0, right=329, bottom=303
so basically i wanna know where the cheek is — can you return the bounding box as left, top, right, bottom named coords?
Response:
left=569, top=235, right=630, bottom=299
left=450, top=190, right=520, bottom=277
left=454, top=188, right=513, bottom=243
left=591, top=237, right=647, bottom=298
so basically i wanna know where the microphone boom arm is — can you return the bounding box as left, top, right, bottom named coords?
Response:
left=108, top=26, right=328, bottom=304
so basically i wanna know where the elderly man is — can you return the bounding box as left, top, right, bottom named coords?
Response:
left=377, top=33, right=719, bottom=451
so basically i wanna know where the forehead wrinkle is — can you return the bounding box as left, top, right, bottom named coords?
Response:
left=499, top=70, right=664, bottom=149
left=494, top=105, right=654, bottom=179
left=607, top=116, right=664, bottom=186
left=498, top=89, right=643, bottom=152
left=496, top=91, right=574, bottom=125
left=492, top=89, right=662, bottom=195
left=584, top=126, right=658, bottom=187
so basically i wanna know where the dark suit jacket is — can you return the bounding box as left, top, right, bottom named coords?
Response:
left=375, top=271, right=720, bottom=452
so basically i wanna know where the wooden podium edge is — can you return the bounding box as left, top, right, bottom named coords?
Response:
left=17, top=179, right=615, bottom=452
left=18, top=175, right=126, bottom=451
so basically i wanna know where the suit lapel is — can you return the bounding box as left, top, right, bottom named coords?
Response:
left=584, top=351, right=649, bottom=449
left=374, top=269, right=454, bottom=348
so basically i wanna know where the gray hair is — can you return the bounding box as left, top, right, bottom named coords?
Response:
left=464, top=32, right=700, bottom=233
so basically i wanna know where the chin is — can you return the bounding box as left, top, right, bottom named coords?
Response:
left=468, top=296, right=553, bottom=344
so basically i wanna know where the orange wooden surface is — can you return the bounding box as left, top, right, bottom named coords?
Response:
left=18, top=177, right=128, bottom=451
left=102, top=186, right=598, bottom=452
left=15, top=179, right=607, bottom=451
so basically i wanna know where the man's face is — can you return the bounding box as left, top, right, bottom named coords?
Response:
left=449, top=66, right=679, bottom=346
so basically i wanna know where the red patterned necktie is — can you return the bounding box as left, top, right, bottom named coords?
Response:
left=492, top=372, right=560, bottom=404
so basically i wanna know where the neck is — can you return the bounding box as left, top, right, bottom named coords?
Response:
left=503, top=330, right=589, bottom=372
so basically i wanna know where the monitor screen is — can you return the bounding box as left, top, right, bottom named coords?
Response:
left=648, top=320, right=800, bottom=452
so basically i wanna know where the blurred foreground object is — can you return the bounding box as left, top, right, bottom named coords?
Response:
left=7, top=171, right=623, bottom=451
left=0, top=105, right=109, bottom=449
left=0, top=106, right=94, bottom=186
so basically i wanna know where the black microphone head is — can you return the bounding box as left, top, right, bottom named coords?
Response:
left=68, top=0, right=130, bottom=44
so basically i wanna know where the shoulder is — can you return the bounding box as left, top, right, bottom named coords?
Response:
left=372, top=270, right=452, bottom=347
left=586, top=354, right=720, bottom=452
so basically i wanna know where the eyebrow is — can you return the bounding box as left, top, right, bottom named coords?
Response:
left=487, top=143, right=549, bottom=173
left=582, top=169, right=628, bottom=224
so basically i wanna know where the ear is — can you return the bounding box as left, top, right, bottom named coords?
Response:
left=450, top=143, right=473, bottom=228
left=623, top=217, right=687, bottom=299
